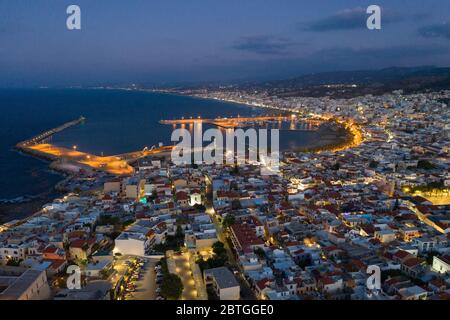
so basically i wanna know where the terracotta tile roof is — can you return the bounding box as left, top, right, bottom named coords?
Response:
left=230, top=223, right=264, bottom=251
left=403, top=257, right=423, bottom=268
left=393, top=250, right=410, bottom=260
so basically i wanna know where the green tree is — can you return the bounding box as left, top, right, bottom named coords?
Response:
left=196, top=241, right=229, bottom=272
left=175, top=225, right=184, bottom=239
left=254, top=247, right=265, bottom=258
left=6, top=258, right=22, bottom=266
left=212, top=241, right=226, bottom=257
left=369, top=160, right=379, bottom=168
left=417, top=160, right=436, bottom=170
left=222, top=215, right=235, bottom=229
left=393, top=198, right=400, bottom=211
left=161, top=274, right=184, bottom=300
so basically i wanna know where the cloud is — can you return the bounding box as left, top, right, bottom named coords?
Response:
left=232, top=35, right=296, bottom=55
left=418, top=22, right=450, bottom=40
left=303, top=7, right=400, bottom=32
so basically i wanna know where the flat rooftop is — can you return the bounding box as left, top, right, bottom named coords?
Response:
left=204, top=267, right=239, bottom=289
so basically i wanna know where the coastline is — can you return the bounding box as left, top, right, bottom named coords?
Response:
left=0, top=190, right=62, bottom=224
left=0, top=89, right=362, bottom=224
left=167, top=92, right=363, bottom=154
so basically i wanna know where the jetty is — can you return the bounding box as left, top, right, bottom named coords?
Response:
left=16, top=117, right=172, bottom=176
left=17, top=116, right=85, bottom=148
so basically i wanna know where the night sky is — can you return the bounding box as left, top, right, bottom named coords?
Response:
left=0, top=0, right=449, bottom=87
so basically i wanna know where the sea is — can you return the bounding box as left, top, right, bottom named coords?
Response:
left=0, top=88, right=323, bottom=203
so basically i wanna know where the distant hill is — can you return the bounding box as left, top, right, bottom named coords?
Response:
left=244, top=66, right=450, bottom=98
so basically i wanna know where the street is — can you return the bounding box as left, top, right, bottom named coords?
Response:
left=130, top=258, right=158, bottom=300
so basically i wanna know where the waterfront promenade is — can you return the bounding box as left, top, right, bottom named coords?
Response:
left=160, top=115, right=323, bottom=129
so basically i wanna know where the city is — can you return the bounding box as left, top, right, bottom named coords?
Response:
left=0, top=0, right=449, bottom=314
left=1, top=86, right=449, bottom=301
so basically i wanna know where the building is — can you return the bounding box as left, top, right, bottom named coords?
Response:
left=0, top=244, right=27, bottom=263
left=176, top=191, right=190, bottom=208
left=113, top=232, right=150, bottom=256
left=398, top=285, right=428, bottom=300
left=69, top=239, right=96, bottom=261
left=190, top=191, right=202, bottom=206
left=374, top=230, right=397, bottom=243
left=104, top=179, right=122, bottom=194
left=432, top=255, right=450, bottom=274
left=53, top=280, right=112, bottom=300
left=0, top=266, right=51, bottom=300
left=413, top=237, right=436, bottom=253
left=204, top=267, right=240, bottom=300
left=126, top=178, right=145, bottom=200
left=84, top=260, right=113, bottom=278
left=229, top=223, right=265, bottom=254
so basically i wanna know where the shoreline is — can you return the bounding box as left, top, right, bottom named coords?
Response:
left=93, top=87, right=360, bottom=153
left=1, top=89, right=362, bottom=224
left=170, top=92, right=363, bottom=154
left=0, top=189, right=62, bottom=224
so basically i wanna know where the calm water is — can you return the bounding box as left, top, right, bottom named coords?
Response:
left=0, top=89, right=320, bottom=200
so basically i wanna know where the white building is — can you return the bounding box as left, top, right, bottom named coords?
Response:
left=113, top=232, right=150, bottom=256
left=190, top=192, right=202, bottom=206
left=84, top=260, right=113, bottom=278
left=374, top=229, right=397, bottom=243
left=0, top=244, right=27, bottom=264
left=125, top=178, right=145, bottom=200
left=432, top=255, right=450, bottom=274
left=0, top=267, right=51, bottom=300
left=204, top=267, right=240, bottom=300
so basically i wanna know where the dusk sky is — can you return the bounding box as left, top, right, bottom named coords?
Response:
left=0, top=0, right=449, bottom=87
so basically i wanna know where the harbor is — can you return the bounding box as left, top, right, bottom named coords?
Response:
left=15, top=116, right=172, bottom=176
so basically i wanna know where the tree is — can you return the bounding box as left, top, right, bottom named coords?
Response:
left=393, top=198, right=400, bottom=211
left=212, top=241, right=226, bottom=257
left=222, top=215, right=235, bottom=228
left=193, top=204, right=206, bottom=211
left=254, top=247, right=265, bottom=258
left=175, top=225, right=184, bottom=239
left=154, top=226, right=185, bottom=252
left=161, top=274, right=183, bottom=300
left=369, top=160, right=379, bottom=168
left=417, top=160, right=436, bottom=170
left=149, top=190, right=158, bottom=202
left=6, top=258, right=22, bottom=266
left=197, top=241, right=229, bottom=272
